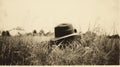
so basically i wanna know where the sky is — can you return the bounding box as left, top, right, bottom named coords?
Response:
left=0, top=0, right=120, bottom=35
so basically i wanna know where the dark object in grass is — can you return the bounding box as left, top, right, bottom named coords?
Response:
left=2, top=31, right=11, bottom=36
left=50, top=23, right=81, bottom=49
left=107, top=34, right=119, bottom=39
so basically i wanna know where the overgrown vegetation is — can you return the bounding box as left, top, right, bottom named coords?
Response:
left=0, top=32, right=119, bottom=65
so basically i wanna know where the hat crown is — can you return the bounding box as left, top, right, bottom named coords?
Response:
left=55, top=23, right=76, bottom=38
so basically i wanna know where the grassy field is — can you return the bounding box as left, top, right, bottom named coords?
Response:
left=0, top=32, right=119, bottom=65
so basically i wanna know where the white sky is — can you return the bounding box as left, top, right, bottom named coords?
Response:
left=0, top=0, right=120, bottom=35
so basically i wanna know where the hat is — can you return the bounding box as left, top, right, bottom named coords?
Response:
left=51, top=23, right=79, bottom=41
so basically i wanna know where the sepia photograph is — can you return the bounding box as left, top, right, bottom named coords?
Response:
left=0, top=0, right=119, bottom=66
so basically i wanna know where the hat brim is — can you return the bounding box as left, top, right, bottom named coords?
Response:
left=51, top=33, right=79, bottom=41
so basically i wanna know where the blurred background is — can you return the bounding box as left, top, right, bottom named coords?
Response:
left=0, top=0, right=119, bottom=35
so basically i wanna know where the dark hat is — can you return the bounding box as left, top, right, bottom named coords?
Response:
left=51, top=23, right=79, bottom=41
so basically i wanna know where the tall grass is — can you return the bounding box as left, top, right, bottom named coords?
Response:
left=0, top=33, right=119, bottom=65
